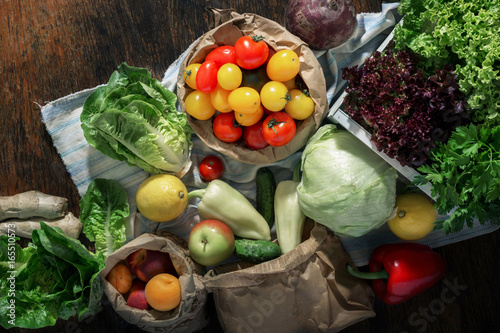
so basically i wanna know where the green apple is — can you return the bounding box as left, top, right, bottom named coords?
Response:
left=188, top=219, right=235, bottom=266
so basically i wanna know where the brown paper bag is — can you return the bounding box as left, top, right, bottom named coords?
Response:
left=100, top=232, right=209, bottom=333
left=176, top=9, right=328, bottom=164
left=201, top=222, right=375, bottom=333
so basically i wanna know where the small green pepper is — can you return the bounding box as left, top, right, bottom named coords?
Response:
left=188, top=179, right=271, bottom=240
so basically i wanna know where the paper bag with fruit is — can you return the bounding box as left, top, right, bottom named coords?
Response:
left=201, top=221, right=376, bottom=333
left=176, top=8, right=328, bottom=164
left=99, top=232, right=208, bottom=333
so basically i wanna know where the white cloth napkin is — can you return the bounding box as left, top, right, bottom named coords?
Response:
left=40, top=3, right=499, bottom=266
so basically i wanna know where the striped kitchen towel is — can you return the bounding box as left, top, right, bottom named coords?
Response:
left=40, top=2, right=499, bottom=266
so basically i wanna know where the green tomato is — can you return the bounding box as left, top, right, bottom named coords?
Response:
left=240, top=66, right=270, bottom=93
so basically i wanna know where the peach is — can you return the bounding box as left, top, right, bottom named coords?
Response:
left=145, top=273, right=181, bottom=311
left=127, top=249, right=177, bottom=282
left=127, top=280, right=151, bottom=310
left=105, top=263, right=133, bottom=294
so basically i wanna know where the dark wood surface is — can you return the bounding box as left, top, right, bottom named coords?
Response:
left=1, top=0, right=499, bottom=332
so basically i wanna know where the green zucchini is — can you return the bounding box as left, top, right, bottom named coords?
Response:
left=234, top=239, right=281, bottom=264
left=256, top=167, right=276, bottom=228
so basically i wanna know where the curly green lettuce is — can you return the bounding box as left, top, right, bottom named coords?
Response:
left=393, top=0, right=500, bottom=126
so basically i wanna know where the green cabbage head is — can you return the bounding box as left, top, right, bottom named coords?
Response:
left=297, top=124, right=398, bottom=237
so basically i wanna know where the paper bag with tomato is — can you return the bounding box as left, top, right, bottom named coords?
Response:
left=176, top=9, right=328, bottom=164
left=99, top=232, right=209, bottom=333
left=201, top=221, right=376, bottom=333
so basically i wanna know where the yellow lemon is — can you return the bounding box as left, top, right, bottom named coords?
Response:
left=136, top=174, right=188, bottom=222
left=387, top=192, right=437, bottom=241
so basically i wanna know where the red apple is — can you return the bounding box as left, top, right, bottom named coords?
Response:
left=127, top=249, right=176, bottom=282
left=188, top=219, right=235, bottom=266
left=126, top=280, right=151, bottom=310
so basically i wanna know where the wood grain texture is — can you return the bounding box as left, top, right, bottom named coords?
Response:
left=1, top=0, right=499, bottom=332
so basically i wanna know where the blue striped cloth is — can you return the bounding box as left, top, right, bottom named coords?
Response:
left=40, top=3, right=499, bottom=266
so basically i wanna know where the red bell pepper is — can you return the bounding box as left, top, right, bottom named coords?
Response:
left=347, top=243, right=446, bottom=305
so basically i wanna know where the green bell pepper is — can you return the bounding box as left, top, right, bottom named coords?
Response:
left=188, top=179, right=271, bottom=240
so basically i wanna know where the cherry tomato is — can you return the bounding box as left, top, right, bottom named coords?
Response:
left=240, top=66, right=270, bottom=93
left=234, top=35, right=270, bottom=70
left=196, top=60, right=218, bottom=93
left=217, top=63, right=242, bottom=91
left=183, top=63, right=201, bottom=90
left=213, top=112, right=243, bottom=143
left=285, top=89, right=315, bottom=120
left=199, top=155, right=225, bottom=181
left=235, top=104, right=264, bottom=127
left=211, top=85, right=233, bottom=113
left=227, top=87, right=261, bottom=114
left=205, top=45, right=237, bottom=68
left=267, top=49, right=300, bottom=82
left=260, top=81, right=290, bottom=112
left=243, top=119, right=269, bottom=150
left=184, top=90, right=216, bottom=120
left=262, top=111, right=296, bottom=147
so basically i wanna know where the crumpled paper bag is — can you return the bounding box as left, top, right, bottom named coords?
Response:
left=201, top=222, right=376, bottom=333
left=176, top=8, right=328, bottom=164
left=99, top=232, right=208, bottom=333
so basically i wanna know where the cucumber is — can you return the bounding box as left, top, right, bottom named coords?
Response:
left=256, top=167, right=276, bottom=228
left=234, top=239, right=281, bottom=264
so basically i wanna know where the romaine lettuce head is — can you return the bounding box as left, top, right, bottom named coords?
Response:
left=81, top=62, right=193, bottom=175
left=0, top=223, right=102, bottom=329
left=297, top=125, right=398, bottom=237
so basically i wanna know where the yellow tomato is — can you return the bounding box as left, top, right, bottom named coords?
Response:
left=184, top=90, right=216, bottom=120
left=266, top=49, right=300, bottom=82
left=235, top=104, right=264, bottom=126
left=260, top=81, right=290, bottom=112
left=228, top=87, right=261, bottom=114
left=211, top=85, right=233, bottom=113
left=285, top=89, right=315, bottom=120
left=183, top=63, right=201, bottom=90
left=217, top=63, right=242, bottom=91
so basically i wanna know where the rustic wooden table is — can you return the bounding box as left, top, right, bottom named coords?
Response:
left=2, top=0, right=499, bottom=332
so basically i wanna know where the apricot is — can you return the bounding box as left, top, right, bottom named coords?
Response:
left=106, top=263, right=133, bottom=294
left=145, top=273, right=181, bottom=311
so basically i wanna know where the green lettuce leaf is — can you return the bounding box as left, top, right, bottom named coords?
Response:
left=79, top=178, right=129, bottom=264
left=0, top=223, right=102, bottom=329
left=393, top=0, right=500, bottom=126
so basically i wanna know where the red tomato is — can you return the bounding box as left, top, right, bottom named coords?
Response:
left=262, top=111, right=296, bottom=147
left=205, top=45, right=237, bottom=68
left=196, top=60, right=218, bottom=93
left=213, top=112, right=243, bottom=143
left=199, top=155, right=225, bottom=181
left=234, top=35, right=270, bottom=70
left=243, top=120, right=269, bottom=150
